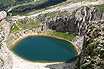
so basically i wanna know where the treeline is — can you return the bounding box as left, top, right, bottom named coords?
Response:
left=0, top=0, right=33, bottom=11
left=10, top=0, right=67, bottom=15
left=11, top=4, right=37, bottom=12
left=34, top=0, right=67, bottom=9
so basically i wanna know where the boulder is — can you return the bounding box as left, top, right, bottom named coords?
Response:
left=0, top=11, right=7, bottom=21
left=102, top=12, right=104, bottom=19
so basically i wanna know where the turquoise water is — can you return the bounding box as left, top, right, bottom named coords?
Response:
left=11, top=36, right=77, bottom=62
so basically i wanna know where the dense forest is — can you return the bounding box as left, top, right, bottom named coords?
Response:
left=9, top=0, right=67, bottom=15
left=0, top=0, right=67, bottom=11
left=0, top=0, right=34, bottom=11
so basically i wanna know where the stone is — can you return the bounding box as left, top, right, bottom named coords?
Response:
left=0, top=11, right=7, bottom=21
left=47, top=7, right=103, bottom=36
left=91, top=8, right=102, bottom=20
left=102, top=12, right=104, bottom=19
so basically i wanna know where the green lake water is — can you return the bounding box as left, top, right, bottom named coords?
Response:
left=11, top=36, right=77, bottom=62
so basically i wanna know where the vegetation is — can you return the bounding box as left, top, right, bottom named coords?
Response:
left=10, top=23, right=20, bottom=33
left=17, top=18, right=40, bottom=30
left=0, top=43, right=1, bottom=49
left=45, top=10, right=71, bottom=18
left=0, top=0, right=34, bottom=11
left=48, top=30, right=76, bottom=41
left=77, top=20, right=104, bottom=69
left=8, top=0, right=100, bottom=16
left=94, top=4, right=104, bottom=13
left=18, top=22, right=40, bottom=30
left=35, top=10, right=72, bottom=22
left=10, top=0, right=48, bottom=15
left=9, top=0, right=67, bottom=15
left=0, top=58, right=4, bottom=67
left=86, top=40, right=100, bottom=56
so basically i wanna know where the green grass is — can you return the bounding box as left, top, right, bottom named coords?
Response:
left=36, top=10, right=71, bottom=20
left=48, top=30, right=76, bottom=41
left=0, top=58, right=4, bottom=67
left=10, top=0, right=48, bottom=15
left=10, top=23, right=20, bottom=33
left=0, top=0, right=34, bottom=10
left=17, top=21, right=40, bottom=30
left=10, top=0, right=99, bottom=16
left=94, top=4, right=104, bottom=13
left=10, top=0, right=70, bottom=16
left=0, top=43, right=1, bottom=49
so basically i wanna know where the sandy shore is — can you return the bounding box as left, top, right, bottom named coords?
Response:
left=11, top=51, right=76, bottom=69
left=11, top=51, right=57, bottom=69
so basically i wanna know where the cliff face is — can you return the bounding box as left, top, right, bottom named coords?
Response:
left=78, top=20, right=104, bottom=69
left=0, top=11, right=12, bottom=69
left=47, top=7, right=104, bottom=36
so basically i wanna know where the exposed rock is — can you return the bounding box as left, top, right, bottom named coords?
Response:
left=0, top=12, right=12, bottom=69
left=0, top=11, right=7, bottom=21
left=91, top=7, right=102, bottom=20
left=102, top=13, right=104, bottom=19
left=47, top=7, right=103, bottom=36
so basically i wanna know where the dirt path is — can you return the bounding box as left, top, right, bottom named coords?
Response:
left=10, top=0, right=104, bottom=20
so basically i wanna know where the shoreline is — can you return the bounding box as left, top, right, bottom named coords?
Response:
left=9, top=33, right=79, bottom=63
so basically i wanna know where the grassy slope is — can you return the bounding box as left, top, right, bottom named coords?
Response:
left=17, top=22, right=40, bottom=30
left=10, top=0, right=48, bottom=15
left=0, top=0, right=34, bottom=10
left=9, top=0, right=99, bottom=16
left=0, top=58, right=4, bottom=67
left=47, top=30, right=76, bottom=41
left=10, top=23, right=20, bottom=33
left=94, top=4, right=104, bottom=13
left=10, top=0, right=67, bottom=16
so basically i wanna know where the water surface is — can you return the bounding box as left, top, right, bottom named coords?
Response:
left=11, top=36, right=77, bottom=62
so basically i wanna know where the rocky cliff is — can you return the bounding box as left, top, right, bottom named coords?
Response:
left=0, top=11, right=12, bottom=69
left=47, top=7, right=104, bottom=36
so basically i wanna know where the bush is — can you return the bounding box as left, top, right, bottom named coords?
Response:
left=86, top=41, right=100, bottom=56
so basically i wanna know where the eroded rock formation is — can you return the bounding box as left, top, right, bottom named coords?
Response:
left=0, top=11, right=12, bottom=69
left=47, top=7, right=103, bottom=36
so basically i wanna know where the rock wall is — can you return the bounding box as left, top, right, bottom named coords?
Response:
left=0, top=11, right=12, bottom=69
left=47, top=7, right=103, bottom=36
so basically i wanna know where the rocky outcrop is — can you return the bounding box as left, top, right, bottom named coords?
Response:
left=77, top=20, right=104, bottom=69
left=0, top=11, right=12, bottom=69
left=0, top=11, right=7, bottom=21
left=47, top=7, right=103, bottom=36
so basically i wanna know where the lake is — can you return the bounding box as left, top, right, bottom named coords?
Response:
left=11, top=35, right=78, bottom=62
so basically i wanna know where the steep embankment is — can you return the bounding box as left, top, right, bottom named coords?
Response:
left=0, top=11, right=12, bottom=69
left=35, top=7, right=103, bottom=36
left=77, top=20, right=104, bottom=69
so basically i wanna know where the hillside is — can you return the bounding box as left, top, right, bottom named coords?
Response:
left=0, top=0, right=104, bottom=69
left=76, top=20, right=104, bottom=69
left=0, top=0, right=34, bottom=11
